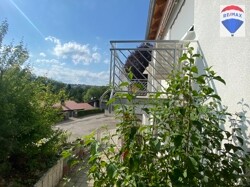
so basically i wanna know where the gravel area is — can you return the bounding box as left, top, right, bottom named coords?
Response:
left=55, top=114, right=118, bottom=142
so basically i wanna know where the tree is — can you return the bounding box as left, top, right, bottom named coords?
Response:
left=124, top=42, right=153, bottom=79
left=0, top=22, right=28, bottom=78
left=83, top=86, right=108, bottom=102
left=0, top=21, right=65, bottom=185
left=69, top=86, right=85, bottom=102
left=85, top=46, right=250, bottom=186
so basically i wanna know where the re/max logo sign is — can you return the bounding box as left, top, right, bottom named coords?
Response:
left=223, top=12, right=243, bottom=18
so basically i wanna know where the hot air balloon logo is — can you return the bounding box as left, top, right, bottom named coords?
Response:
left=220, top=5, right=245, bottom=37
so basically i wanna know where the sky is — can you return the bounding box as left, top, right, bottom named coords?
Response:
left=0, top=0, right=150, bottom=85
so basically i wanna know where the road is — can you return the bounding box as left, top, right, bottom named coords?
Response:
left=55, top=114, right=118, bottom=142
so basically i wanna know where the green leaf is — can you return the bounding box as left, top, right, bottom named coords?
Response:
left=188, top=156, right=198, bottom=172
left=192, top=90, right=198, bottom=96
left=203, top=87, right=214, bottom=95
left=88, top=157, right=97, bottom=166
left=126, top=94, right=133, bottom=102
left=193, top=54, right=201, bottom=58
left=134, top=82, right=144, bottom=89
left=119, top=81, right=129, bottom=87
left=138, top=125, right=148, bottom=133
left=100, top=160, right=107, bottom=167
left=155, top=92, right=162, bottom=98
left=232, top=145, right=244, bottom=152
left=128, top=71, right=133, bottom=80
left=189, top=156, right=198, bottom=166
left=196, top=76, right=205, bottom=84
left=173, top=134, right=183, bottom=148
left=130, top=126, right=137, bottom=140
left=214, top=76, right=226, bottom=85
left=236, top=136, right=244, bottom=146
left=191, top=66, right=198, bottom=73
left=205, top=66, right=213, bottom=72
left=179, top=53, right=188, bottom=62
left=192, top=120, right=203, bottom=132
left=155, top=140, right=161, bottom=151
left=90, top=142, right=98, bottom=154
left=188, top=47, right=194, bottom=55
left=107, top=163, right=116, bottom=178
left=142, top=107, right=149, bottom=114
left=189, top=58, right=194, bottom=64
left=107, top=97, right=116, bottom=105
left=210, top=94, right=221, bottom=101
left=61, top=150, right=71, bottom=159
left=225, top=131, right=231, bottom=139
left=183, top=169, right=187, bottom=178
left=224, top=143, right=233, bottom=152
left=179, top=107, right=186, bottom=116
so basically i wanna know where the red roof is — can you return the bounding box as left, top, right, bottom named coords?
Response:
left=54, top=100, right=94, bottom=111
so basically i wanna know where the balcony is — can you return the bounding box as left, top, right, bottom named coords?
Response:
left=109, top=40, right=206, bottom=98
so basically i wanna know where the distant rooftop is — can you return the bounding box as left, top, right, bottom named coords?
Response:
left=54, top=100, right=94, bottom=111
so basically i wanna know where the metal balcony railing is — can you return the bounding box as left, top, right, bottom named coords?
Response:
left=109, top=40, right=206, bottom=97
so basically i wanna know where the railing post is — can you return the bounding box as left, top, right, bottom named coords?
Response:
left=108, top=42, right=117, bottom=114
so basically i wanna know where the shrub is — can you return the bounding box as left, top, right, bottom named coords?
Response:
left=85, top=46, right=250, bottom=186
left=77, top=109, right=104, bottom=117
left=0, top=20, right=66, bottom=186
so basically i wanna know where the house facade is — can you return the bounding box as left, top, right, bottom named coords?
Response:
left=108, top=0, right=250, bottom=148
left=146, top=0, right=250, bottom=115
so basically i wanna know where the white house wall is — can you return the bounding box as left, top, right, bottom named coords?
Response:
left=166, top=0, right=194, bottom=40
left=154, top=0, right=250, bottom=148
left=194, top=0, right=250, bottom=116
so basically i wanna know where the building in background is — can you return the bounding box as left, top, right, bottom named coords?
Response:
left=54, top=100, right=94, bottom=119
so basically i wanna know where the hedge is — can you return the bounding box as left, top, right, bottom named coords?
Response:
left=77, top=109, right=104, bottom=117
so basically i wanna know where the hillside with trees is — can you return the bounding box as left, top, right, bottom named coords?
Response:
left=36, top=77, right=109, bottom=103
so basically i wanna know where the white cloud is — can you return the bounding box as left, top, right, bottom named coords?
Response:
left=39, top=52, right=46, bottom=57
left=38, top=35, right=110, bottom=84
left=35, top=58, right=63, bottom=66
left=92, top=52, right=101, bottom=62
left=32, top=64, right=109, bottom=85
left=45, top=36, right=61, bottom=45
left=72, top=54, right=90, bottom=65
left=45, top=36, right=102, bottom=65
